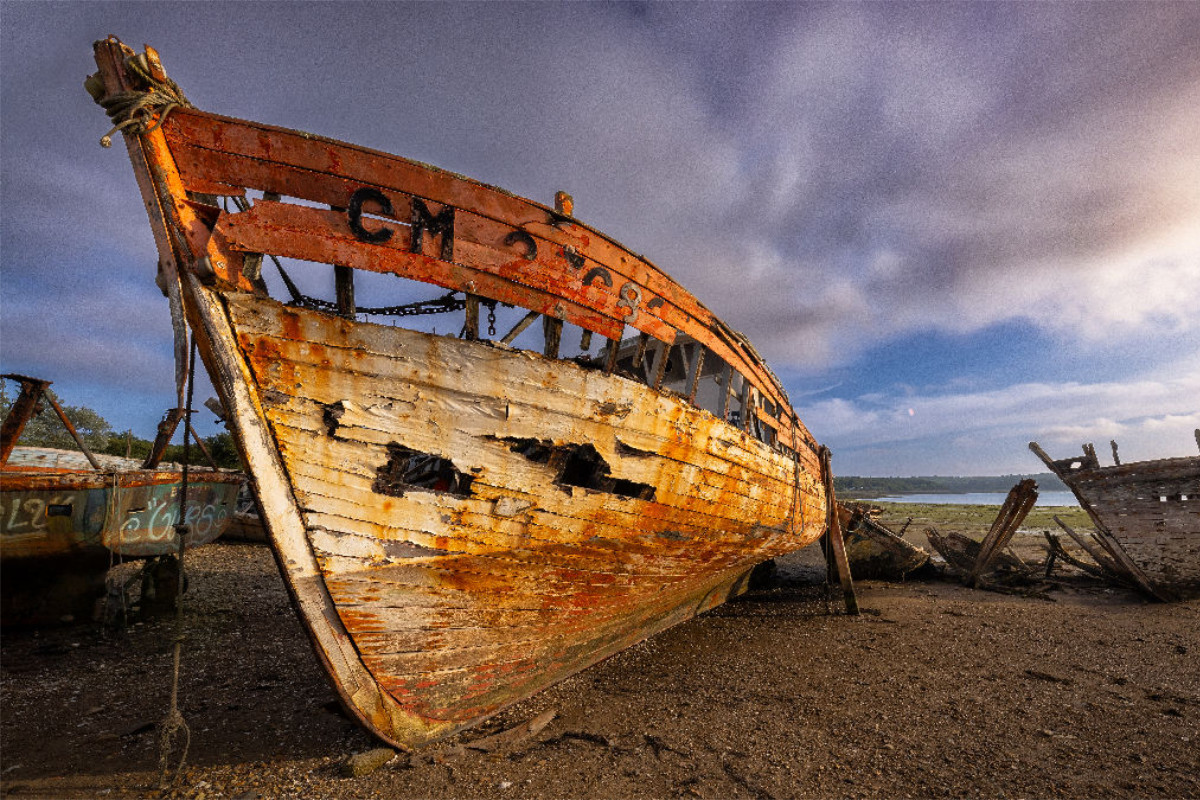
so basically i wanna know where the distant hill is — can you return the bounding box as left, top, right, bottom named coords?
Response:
left=833, top=473, right=1068, bottom=498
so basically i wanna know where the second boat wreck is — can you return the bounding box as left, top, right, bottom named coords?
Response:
left=1031, top=436, right=1200, bottom=601
left=88, top=39, right=832, bottom=748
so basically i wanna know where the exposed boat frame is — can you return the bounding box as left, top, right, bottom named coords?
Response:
left=1030, top=436, right=1200, bottom=600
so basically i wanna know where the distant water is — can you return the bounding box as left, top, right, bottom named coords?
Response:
left=867, top=491, right=1079, bottom=507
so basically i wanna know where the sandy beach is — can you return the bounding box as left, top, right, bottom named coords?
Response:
left=2, top=506, right=1198, bottom=799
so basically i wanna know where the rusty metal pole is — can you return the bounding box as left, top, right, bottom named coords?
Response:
left=0, top=374, right=51, bottom=465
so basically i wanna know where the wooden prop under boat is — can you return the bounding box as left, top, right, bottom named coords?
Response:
left=88, top=38, right=831, bottom=748
left=1030, top=437, right=1200, bottom=600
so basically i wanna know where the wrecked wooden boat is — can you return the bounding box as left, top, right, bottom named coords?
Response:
left=1, top=376, right=242, bottom=623
left=837, top=503, right=929, bottom=580
left=1030, top=436, right=1200, bottom=600
left=87, top=37, right=828, bottom=748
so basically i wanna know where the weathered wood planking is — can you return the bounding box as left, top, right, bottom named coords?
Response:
left=1032, top=442, right=1200, bottom=598
left=229, top=293, right=823, bottom=731
left=162, top=109, right=810, bottom=445
left=1071, top=461, right=1200, bottom=594
left=1, top=448, right=242, bottom=559
left=226, top=293, right=815, bottom=491
left=90, top=37, right=830, bottom=749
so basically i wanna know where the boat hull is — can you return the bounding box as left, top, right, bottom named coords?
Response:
left=1, top=449, right=243, bottom=624
left=212, top=289, right=826, bottom=745
left=1064, top=457, right=1200, bottom=597
left=1031, top=442, right=1200, bottom=599
left=1, top=452, right=242, bottom=559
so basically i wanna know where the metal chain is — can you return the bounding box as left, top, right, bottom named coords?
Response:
left=224, top=196, right=468, bottom=318
left=487, top=303, right=497, bottom=337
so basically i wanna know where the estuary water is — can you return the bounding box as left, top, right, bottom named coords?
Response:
left=867, top=490, right=1080, bottom=506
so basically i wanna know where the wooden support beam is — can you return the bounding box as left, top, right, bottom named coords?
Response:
left=739, top=379, right=751, bottom=431
left=1053, top=516, right=1127, bottom=580
left=464, top=294, right=480, bottom=341
left=334, top=264, right=356, bottom=319
left=652, top=341, right=672, bottom=389
left=42, top=390, right=102, bottom=471
left=632, top=332, right=651, bottom=369
left=687, top=345, right=706, bottom=404
left=603, top=336, right=621, bottom=373
left=500, top=309, right=539, bottom=345
left=819, top=446, right=858, bottom=615
left=718, top=363, right=733, bottom=421
left=187, top=420, right=219, bottom=470
left=542, top=315, right=562, bottom=359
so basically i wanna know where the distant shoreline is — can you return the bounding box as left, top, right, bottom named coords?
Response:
left=834, top=472, right=1068, bottom=498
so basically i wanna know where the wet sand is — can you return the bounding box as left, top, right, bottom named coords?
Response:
left=2, top=510, right=1198, bottom=799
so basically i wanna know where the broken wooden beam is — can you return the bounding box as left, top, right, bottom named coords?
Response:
left=966, top=479, right=1038, bottom=588
left=820, top=448, right=858, bottom=615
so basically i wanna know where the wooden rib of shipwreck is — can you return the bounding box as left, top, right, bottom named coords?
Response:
left=88, top=39, right=831, bottom=748
left=1030, top=437, right=1200, bottom=601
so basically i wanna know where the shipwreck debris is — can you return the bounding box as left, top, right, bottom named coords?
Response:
left=837, top=502, right=930, bottom=580
left=1, top=375, right=242, bottom=625
left=1031, top=437, right=1199, bottom=600
left=924, top=480, right=1038, bottom=590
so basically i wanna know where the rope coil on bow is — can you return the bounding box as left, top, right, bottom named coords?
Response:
left=91, top=48, right=191, bottom=148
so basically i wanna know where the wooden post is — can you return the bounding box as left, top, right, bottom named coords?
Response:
left=334, top=264, right=356, bottom=319
left=718, top=364, right=733, bottom=421
left=687, top=345, right=706, bottom=404
left=464, top=295, right=480, bottom=340
left=603, top=336, right=621, bottom=373
left=554, top=191, right=574, bottom=216
left=330, top=205, right=356, bottom=319
left=632, top=332, right=651, bottom=369
left=819, top=447, right=859, bottom=615
left=652, top=341, right=672, bottom=389
left=542, top=315, right=562, bottom=359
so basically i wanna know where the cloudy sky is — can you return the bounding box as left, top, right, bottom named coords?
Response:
left=2, top=2, right=1198, bottom=476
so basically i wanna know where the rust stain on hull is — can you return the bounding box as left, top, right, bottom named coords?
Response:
left=88, top=37, right=830, bottom=749
left=233, top=296, right=824, bottom=737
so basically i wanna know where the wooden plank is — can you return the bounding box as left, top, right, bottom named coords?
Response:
left=163, top=112, right=804, bottom=422
left=225, top=292, right=816, bottom=489
left=214, top=203, right=629, bottom=341
left=819, top=447, right=858, bottom=615
left=966, top=479, right=1038, bottom=587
